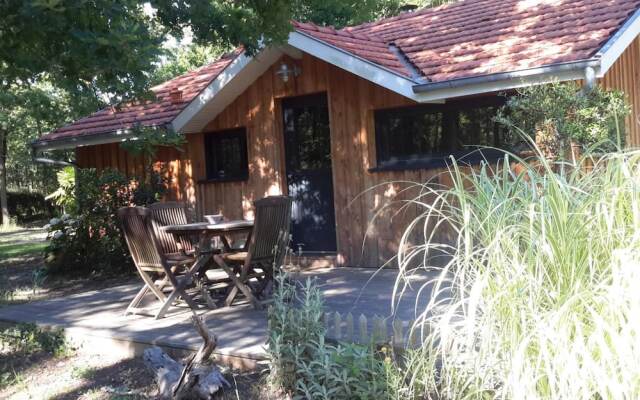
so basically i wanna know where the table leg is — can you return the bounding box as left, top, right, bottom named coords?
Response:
left=191, top=232, right=218, bottom=309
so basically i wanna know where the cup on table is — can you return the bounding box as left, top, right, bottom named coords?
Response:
left=204, top=214, right=224, bottom=224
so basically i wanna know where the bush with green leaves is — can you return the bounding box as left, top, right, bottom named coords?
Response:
left=5, top=191, right=55, bottom=223
left=0, top=323, right=68, bottom=356
left=44, top=168, right=165, bottom=275
left=497, top=82, right=630, bottom=153
left=268, top=274, right=395, bottom=399
left=395, top=149, right=640, bottom=399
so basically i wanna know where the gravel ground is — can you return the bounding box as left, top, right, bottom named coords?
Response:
left=0, top=347, right=273, bottom=399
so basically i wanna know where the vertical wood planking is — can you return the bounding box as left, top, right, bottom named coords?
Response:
left=77, top=53, right=438, bottom=267
left=601, top=36, right=640, bottom=146
left=187, top=53, right=416, bottom=266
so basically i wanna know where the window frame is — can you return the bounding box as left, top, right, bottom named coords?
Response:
left=372, top=96, right=507, bottom=172
left=201, top=127, right=249, bottom=183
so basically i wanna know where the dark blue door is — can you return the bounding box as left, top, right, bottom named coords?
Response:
left=282, top=93, right=337, bottom=253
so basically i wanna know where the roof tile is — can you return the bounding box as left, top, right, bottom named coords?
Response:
left=37, top=49, right=242, bottom=144
left=336, top=0, right=640, bottom=82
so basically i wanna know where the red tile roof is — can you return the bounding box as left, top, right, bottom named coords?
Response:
left=315, top=0, right=640, bottom=82
left=36, top=49, right=242, bottom=144
left=37, top=0, right=640, bottom=145
left=292, top=21, right=414, bottom=76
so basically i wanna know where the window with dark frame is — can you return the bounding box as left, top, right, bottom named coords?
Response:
left=374, top=97, right=507, bottom=170
left=203, top=128, right=248, bottom=182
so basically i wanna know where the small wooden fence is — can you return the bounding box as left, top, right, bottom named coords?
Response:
left=322, top=311, right=422, bottom=349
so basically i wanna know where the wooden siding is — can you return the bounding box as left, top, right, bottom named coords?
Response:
left=185, top=53, right=449, bottom=267
left=601, top=35, right=640, bottom=146
left=76, top=143, right=195, bottom=203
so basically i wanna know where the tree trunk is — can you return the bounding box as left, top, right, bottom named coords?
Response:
left=0, top=128, right=9, bottom=227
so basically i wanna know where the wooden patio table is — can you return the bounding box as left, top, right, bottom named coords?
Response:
left=162, top=220, right=254, bottom=308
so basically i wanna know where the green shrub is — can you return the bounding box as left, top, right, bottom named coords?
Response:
left=396, top=150, right=640, bottom=399
left=0, top=323, right=68, bottom=356
left=268, top=274, right=393, bottom=399
left=45, top=166, right=76, bottom=213
left=44, top=168, right=165, bottom=275
left=498, top=82, right=630, bottom=153
left=3, top=191, right=55, bottom=224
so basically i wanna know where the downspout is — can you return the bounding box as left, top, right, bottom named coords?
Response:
left=31, top=147, right=76, bottom=167
left=583, top=66, right=597, bottom=92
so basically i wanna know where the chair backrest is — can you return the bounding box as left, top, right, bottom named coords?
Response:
left=148, top=202, right=194, bottom=255
left=117, top=206, right=166, bottom=273
left=247, top=196, right=292, bottom=266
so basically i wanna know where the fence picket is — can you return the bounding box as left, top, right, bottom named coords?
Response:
left=359, top=314, right=368, bottom=343
left=333, top=312, right=342, bottom=339
left=319, top=311, right=419, bottom=349
left=345, top=313, right=354, bottom=341
left=392, top=319, right=404, bottom=348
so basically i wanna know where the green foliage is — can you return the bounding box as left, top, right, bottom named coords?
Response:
left=5, top=191, right=54, bottom=223
left=396, top=149, right=640, bottom=398
left=150, top=0, right=449, bottom=55
left=44, top=168, right=165, bottom=275
left=151, top=44, right=230, bottom=86
left=0, top=323, right=67, bottom=356
left=1, top=82, right=99, bottom=195
left=0, top=0, right=164, bottom=100
left=119, top=125, right=186, bottom=164
left=45, top=166, right=76, bottom=211
left=290, top=0, right=399, bottom=28
left=268, top=274, right=392, bottom=399
left=497, top=82, right=630, bottom=152
left=0, top=323, right=68, bottom=388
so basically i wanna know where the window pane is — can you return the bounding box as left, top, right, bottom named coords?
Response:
left=456, top=106, right=501, bottom=150
left=374, top=97, right=507, bottom=168
left=376, top=109, right=445, bottom=163
left=204, top=128, right=248, bottom=181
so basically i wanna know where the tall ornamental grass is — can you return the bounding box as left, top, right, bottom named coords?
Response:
left=395, top=150, right=640, bottom=399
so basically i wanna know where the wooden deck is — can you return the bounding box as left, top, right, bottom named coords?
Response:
left=0, top=267, right=435, bottom=369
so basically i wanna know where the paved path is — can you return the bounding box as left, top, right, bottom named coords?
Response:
left=0, top=267, right=437, bottom=365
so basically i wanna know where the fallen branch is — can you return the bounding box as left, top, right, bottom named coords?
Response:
left=144, top=313, right=230, bottom=399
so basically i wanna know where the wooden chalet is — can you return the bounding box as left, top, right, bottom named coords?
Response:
left=33, top=0, right=640, bottom=267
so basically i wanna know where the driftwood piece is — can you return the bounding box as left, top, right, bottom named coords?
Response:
left=143, top=313, right=230, bottom=399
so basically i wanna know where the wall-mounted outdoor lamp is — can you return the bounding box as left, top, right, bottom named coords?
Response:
left=276, top=62, right=301, bottom=83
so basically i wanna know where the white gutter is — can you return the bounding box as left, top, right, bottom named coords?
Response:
left=412, top=60, right=601, bottom=101
left=31, top=128, right=139, bottom=151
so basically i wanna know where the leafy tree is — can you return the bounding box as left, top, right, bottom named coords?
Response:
left=497, top=82, right=630, bottom=158
left=150, top=44, right=230, bottom=86
left=0, top=81, right=101, bottom=224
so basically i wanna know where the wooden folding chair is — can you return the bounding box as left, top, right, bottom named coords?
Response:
left=149, top=202, right=225, bottom=258
left=118, top=206, right=201, bottom=319
left=148, top=202, right=197, bottom=262
left=213, top=196, right=292, bottom=309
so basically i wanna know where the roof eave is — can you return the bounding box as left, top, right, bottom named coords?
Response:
left=31, top=128, right=140, bottom=151
left=411, top=59, right=601, bottom=101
